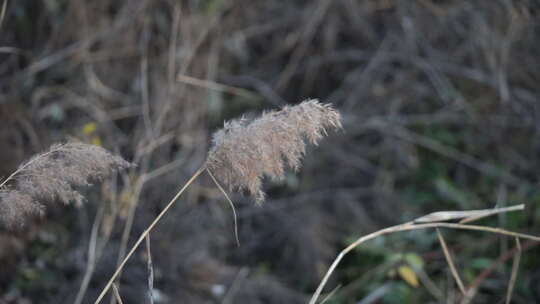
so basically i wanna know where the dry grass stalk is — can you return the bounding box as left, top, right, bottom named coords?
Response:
left=206, top=168, right=240, bottom=246
left=206, top=99, right=342, bottom=202
left=309, top=204, right=540, bottom=304
left=0, top=142, right=132, bottom=228
left=146, top=234, right=155, bottom=304
left=111, top=284, right=124, bottom=304
left=0, top=0, right=7, bottom=30
left=94, top=167, right=206, bottom=304
left=437, top=228, right=466, bottom=295
left=177, top=74, right=260, bottom=100
left=505, top=237, right=521, bottom=304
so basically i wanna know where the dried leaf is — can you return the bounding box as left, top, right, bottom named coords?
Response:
left=398, top=265, right=419, bottom=287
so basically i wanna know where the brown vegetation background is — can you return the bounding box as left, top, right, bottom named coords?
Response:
left=1, top=1, right=540, bottom=303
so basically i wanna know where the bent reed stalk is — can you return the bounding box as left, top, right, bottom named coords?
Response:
left=308, top=218, right=540, bottom=304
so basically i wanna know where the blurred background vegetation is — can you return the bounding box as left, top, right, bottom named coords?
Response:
left=1, top=0, right=540, bottom=303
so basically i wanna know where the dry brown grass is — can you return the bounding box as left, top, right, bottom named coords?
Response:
left=0, top=142, right=132, bottom=228
left=206, top=99, right=341, bottom=202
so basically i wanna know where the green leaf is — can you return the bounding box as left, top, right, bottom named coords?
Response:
left=471, top=257, right=494, bottom=269
left=405, top=253, right=424, bottom=270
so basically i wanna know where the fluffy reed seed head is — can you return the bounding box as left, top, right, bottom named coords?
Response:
left=206, top=99, right=341, bottom=202
left=0, top=142, right=132, bottom=228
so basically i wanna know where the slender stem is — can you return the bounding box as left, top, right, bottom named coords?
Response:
left=94, top=167, right=205, bottom=304
left=309, top=221, right=540, bottom=304
left=74, top=203, right=106, bottom=304
left=206, top=168, right=240, bottom=246
left=437, top=229, right=466, bottom=295
left=111, top=157, right=185, bottom=304
left=505, top=238, right=521, bottom=304
left=111, top=284, right=124, bottom=304
left=146, top=234, right=154, bottom=304
left=0, top=0, right=8, bottom=30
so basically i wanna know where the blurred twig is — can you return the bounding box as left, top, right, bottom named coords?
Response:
left=356, top=283, right=391, bottom=304
left=177, top=74, right=260, bottom=101
left=0, top=0, right=7, bottom=30
left=111, top=284, right=124, bottom=304
left=145, top=234, right=154, bottom=304
left=437, top=229, right=466, bottom=295
left=221, top=267, right=249, bottom=304
left=276, top=0, right=332, bottom=91
left=74, top=204, right=106, bottom=304
left=461, top=240, right=538, bottom=304
left=505, top=238, right=521, bottom=304
left=374, top=123, right=527, bottom=187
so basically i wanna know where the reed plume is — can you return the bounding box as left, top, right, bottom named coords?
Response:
left=206, top=99, right=342, bottom=202
left=0, top=142, right=132, bottom=228
left=93, top=100, right=341, bottom=303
